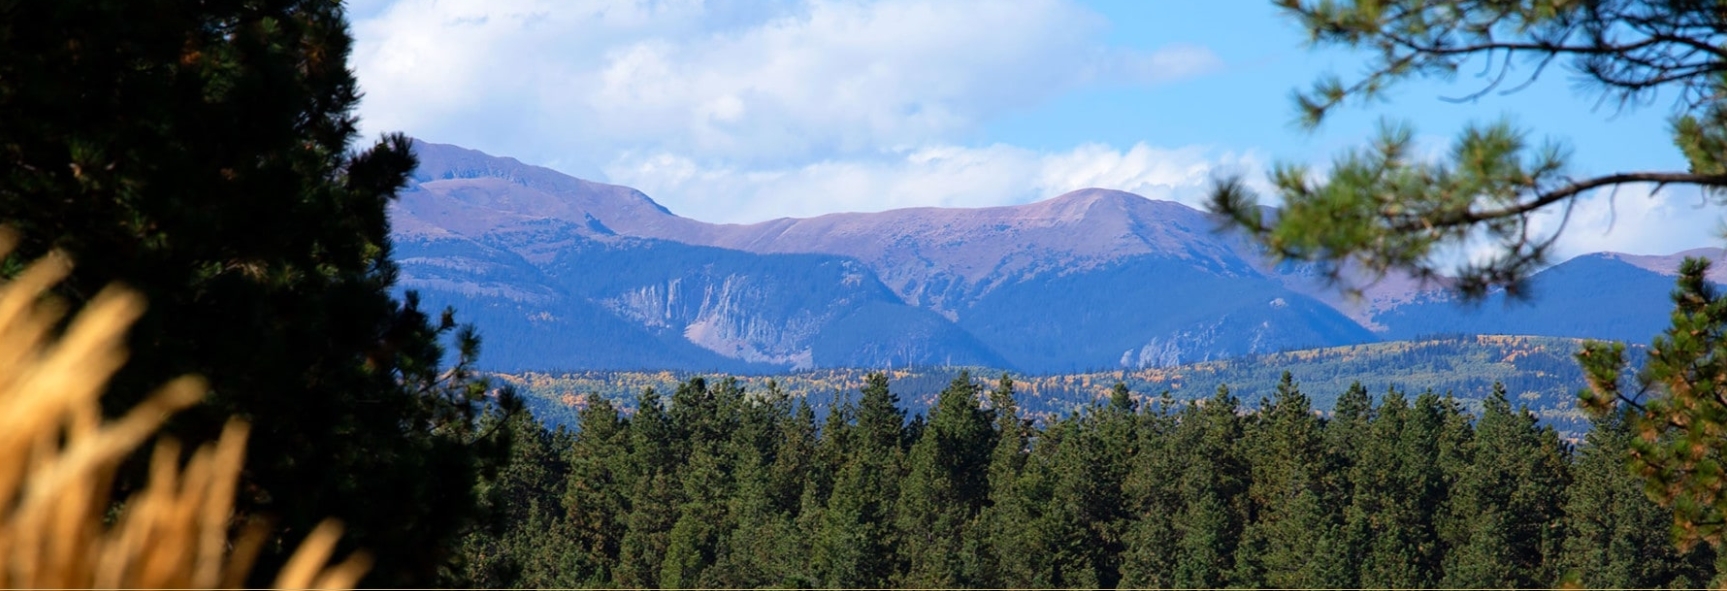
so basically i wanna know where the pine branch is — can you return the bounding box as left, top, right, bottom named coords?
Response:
left=1391, top=171, right=1727, bottom=232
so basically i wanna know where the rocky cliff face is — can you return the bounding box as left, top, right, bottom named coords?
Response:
left=393, top=206, right=1005, bottom=372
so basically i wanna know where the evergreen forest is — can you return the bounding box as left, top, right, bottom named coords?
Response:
left=459, top=371, right=1718, bottom=589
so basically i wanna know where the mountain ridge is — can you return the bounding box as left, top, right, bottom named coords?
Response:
left=389, top=140, right=1715, bottom=373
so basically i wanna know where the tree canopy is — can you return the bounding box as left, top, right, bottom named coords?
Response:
left=465, top=372, right=1718, bottom=588
left=1210, top=0, right=1727, bottom=297
left=1209, top=0, right=1727, bottom=554
left=0, top=1, right=505, bottom=586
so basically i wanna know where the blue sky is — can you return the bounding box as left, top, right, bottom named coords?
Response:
left=348, top=0, right=1715, bottom=258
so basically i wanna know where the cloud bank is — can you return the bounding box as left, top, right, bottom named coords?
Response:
left=1532, top=184, right=1723, bottom=258
left=354, top=0, right=1217, bottom=162
left=351, top=0, right=1225, bottom=220
left=351, top=0, right=1720, bottom=259
left=605, top=142, right=1262, bottom=221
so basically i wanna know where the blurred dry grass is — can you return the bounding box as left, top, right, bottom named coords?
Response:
left=0, top=234, right=367, bottom=589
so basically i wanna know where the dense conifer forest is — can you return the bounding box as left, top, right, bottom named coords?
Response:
left=458, top=371, right=1717, bottom=589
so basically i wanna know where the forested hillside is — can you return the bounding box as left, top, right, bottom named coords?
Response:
left=502, top=335, right=1602, bottom=436
left=461, top=372, right=1713, bottom=588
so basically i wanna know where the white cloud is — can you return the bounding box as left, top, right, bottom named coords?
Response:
left=1533, top=184, right=1724, bottom=258
left=605, top=143, right=1263, bottom=222
left=346, top=1, right=1722, bottom=259
left=350, top=0, right=1221, bottom=169
left=1427, top=182, right=1724, bottom=277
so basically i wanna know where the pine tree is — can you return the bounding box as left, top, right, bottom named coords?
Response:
left=1560, top=409, right=1716, bottom=588
left=458, top=405, right=570, bottom=588
left=1238, top=372, right=1331, bottom=588
left=1325, top=381, right=1374, bottom=494
left=1170, top=385, right=1248, bottom=589
left=896, top=371, right=995, bottom=587
left=813, top=455, right=900, bottom=588
left=698, top=379, right=796, bottom=588
left=1037, top=398, right=1135, bottom=589
left=660, top=444, right=729, bottom=588
left=1580, top=259, right=1727, bottom=549
left=857, top=372, right=909, bottom=457
left=772, top=396, right=821, bottom=516
left=974, top=373, right=1029, bottom=588
left=1210, top=0, right=1727, bottom=297
left=617, top=388, right=680, bottom=588
left=0, top=2, right=503, bottom=584
left=1442, top=384, right=1569, bottom=588
left=1090, top=382, right=1139, bottom=587
left=1018, top=415, right=1090, bottom=588
left=1349, top=389, right=1439, bottom=588
left=1120, top=391, right=1185, bottom=588
left=811, top=374, right=904, bottom=588
left=812, top=392, right=855, bottom=506
left=759, top=397, right=823, bottom=588
left=660, top=377, right=753, bottom=587
left=707, top=389, right=806, bottom=588
left=559, top=397, right=633, bottom=586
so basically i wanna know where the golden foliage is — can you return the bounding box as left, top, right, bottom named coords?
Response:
left=0, top=240, right=367, bottom=589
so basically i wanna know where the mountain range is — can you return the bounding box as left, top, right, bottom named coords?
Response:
left=390, top=140, right=1725, bottom=374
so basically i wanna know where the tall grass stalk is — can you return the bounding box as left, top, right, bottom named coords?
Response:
left=0, top=233, right=367, bottom=589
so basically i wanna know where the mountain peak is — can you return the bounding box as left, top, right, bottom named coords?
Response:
left=1013, top=188, right=1163, bottom=229
left=1036, top=188, right=1145, bottom=209
left=409, top=139, right=674, bottom=213
left=397, top=139, right=696, bottom=239
left=409, top=140, right=528, bottom=183
left=1597, top=247, right=1727, bottom=283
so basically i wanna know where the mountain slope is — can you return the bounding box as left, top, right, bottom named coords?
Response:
left=959, top=255, right=1377, bottom=371
left=391, top=180, right=1006, bottom=371
left=393, top=232, right=772, bottom=372
left=1373, top=252, right=1726, bottom=343
left=639, top=188, right=1262, bottom=315
left=390, top=140, right=1716, bottom=373
left=395, top=141, right=1381, bottom=372
left=536, top=235, right=1008, bottom=369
